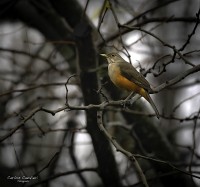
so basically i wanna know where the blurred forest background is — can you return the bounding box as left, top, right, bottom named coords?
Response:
left=0, top=0, right=200, bottom=187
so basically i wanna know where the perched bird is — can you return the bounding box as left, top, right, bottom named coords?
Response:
left=101, top=53, right=159, bottom=118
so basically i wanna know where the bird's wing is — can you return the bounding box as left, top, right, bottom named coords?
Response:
left=118, top=62, right=152, bottom=92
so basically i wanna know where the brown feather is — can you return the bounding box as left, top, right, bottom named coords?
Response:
left=118, top=61, right=152, bottom=92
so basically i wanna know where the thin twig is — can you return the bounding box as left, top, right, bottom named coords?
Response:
left=189, top=105, right=200, bottom=183
left=107, top=0, right=131, bottom=60
left=179, top=8, right=200, bottom=51
left=65, top=74, right=77, bottom=105
left=172, top=92, right=200, bottom=113
left=33, top=152, right=59, bottom=177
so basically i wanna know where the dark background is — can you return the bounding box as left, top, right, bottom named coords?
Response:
left=0, top=0, right=200, bottom=187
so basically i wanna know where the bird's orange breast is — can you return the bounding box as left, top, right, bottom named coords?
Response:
left=108, top=63, right=147, bottom=99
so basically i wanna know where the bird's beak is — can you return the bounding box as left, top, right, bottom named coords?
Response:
left=100, top=54, right=108, bottom=58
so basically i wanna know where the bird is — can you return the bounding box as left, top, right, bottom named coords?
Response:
left=101, top=52, right=159, bottom=119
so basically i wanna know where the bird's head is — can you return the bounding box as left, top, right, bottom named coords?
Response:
left=100, top=53, right=124, bottom=64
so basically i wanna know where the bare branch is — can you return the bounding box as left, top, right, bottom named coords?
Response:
left=179, top=8, right=200, bottom=51
left=155, top=64, right=200, bottom=92
left=97, top=110, right=149, bottom=187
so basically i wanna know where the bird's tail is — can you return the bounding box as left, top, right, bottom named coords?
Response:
left=144, top=92, right=159, bottom=119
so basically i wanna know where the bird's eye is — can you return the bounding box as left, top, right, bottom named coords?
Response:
left=111, top=54, right=115, bottom=57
